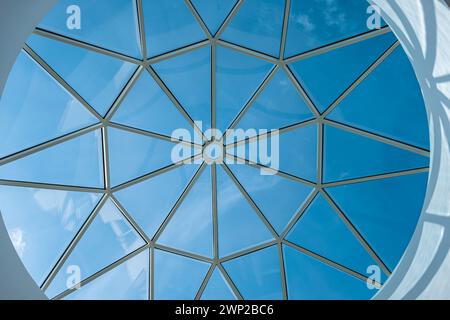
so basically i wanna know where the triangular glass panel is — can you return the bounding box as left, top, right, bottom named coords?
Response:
left=201, top=268, right=236, bottom=300
left=0, top=186, right=101, bottom=286
left=285, top=0, right=386, bottom=57
left=0, top=130, right=103, bottom=188
left=154, top=249, right=210, bottom=300
left=157, top=167, right=213, bottom=258
left=45, top=198, right=145, bottom=298
left=216, top=45, right=274, bottom=133
left=326, top=173, right=428, bottom=271
left=289, top=32, right=397, bottom=112
left=236, top=69, right=314, bottom=132
left=227, top=124, right=318, bottom=182
left=108, top=127, right=195, bottom=187
left=221, top=0, right=285, bottom=57
left=143, top=0, right=206, bottom=57
left=223, top=245, right=282, bottom=299
left=228, top=163, right=314, bottom=234
left=324, top=125, right=429, bottom=182
left=153, top=46, right=211, bottom=130
left=111, top=71, right=193, bottom=138
left=65, top=250, right=149, bottom=300
left=0, top=51, right=97, bottom=158
left=114, top=164, right=200, bottom=240
left=192, top=0, right=238, bottom=35
left=27, top=35, right=137, bottom=116
left=217, top=166, right=274, bottom=257
left=287, top=194, right=381, bottom=277
left=283, top=245, right=377, bottom=299
left=328, top=47, right=429, bottom=150
left=38, top=0, right=141, bottom=58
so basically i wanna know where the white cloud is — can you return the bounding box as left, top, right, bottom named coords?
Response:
left=295, top=14, right=316, bottom=32
left=9, top=228, right=26, bottom=258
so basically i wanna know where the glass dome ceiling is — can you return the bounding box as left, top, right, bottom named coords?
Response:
left=0, top=0, right=430, bottom=300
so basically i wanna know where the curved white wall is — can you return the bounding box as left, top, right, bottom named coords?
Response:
left=0, top=0, right=448, bottom=300
left=370, top=0, right=450, bottom=300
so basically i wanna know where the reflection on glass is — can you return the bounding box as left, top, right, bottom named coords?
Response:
left=216, top=45, right=273, bottom=132
left=285, top=0, right=382, bottom=57
left=328, top=47, right=430, bottom=149
left=158, top=167, right=213, bottom=258
left=0, top=130, right=104, bottom=188
left=324, top=125, right=429, bottom=182
left=27, top=35, right=137, bottom=116
left=143, top=0, right=206, bottom=57
left=217, top=166, right=273, bottom=257
left=154, top=249, right=210, bottom=300
left=236, top=69, right=314, bottom=133
left=108, top=128, right=182, bottom=187
left=221, top=0, right=285, bottom=57
left=45, top=199, right=145, bottom=298
left=327, top=173, right=428, bottom=271
left=65, top=250, right=149, bottom=300
left=229, top=163, right=313, bottom=234
left=0, top=187, right=101, bottom=286
left=192, top=0, right=238, bottom=35
left=111, top=71, right=192, bottom=137
left=223, top=246, right=282, bottom=299
left=38, top=0, right=142, bottom=58
left=289, top=32, right=396, bottom=112
left=283, top=245, right=375, bottom=299
left=201, top=268, right=236, bottom=300
left=153, top=46, right=211, bottom=130
left=0, top=51, right=97, bottom=158
left=114, top=164, right=199, bottom=240
left=287, top=194, right=380, bottom=276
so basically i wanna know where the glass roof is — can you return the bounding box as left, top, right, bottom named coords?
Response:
left=0, top=0, right=430, bottom=300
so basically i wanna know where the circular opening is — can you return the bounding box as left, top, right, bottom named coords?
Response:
left=0, top=0, right=430, bottom=300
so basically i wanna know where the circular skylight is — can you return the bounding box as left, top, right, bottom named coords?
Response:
left=0, top=0, right=430, bottom=300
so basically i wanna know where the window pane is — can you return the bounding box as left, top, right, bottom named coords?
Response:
left=153, top=46, right=211, bottom=130
left=289, top=32, right=396, bottom=112
left=114, top=164, right=199, bottom=239
left=223, top=246, right=282, bottom=300
left=221, top=0, right=285, bottom=57
left=326, top=173, right=428, bottom=270
left=201, top=268, right=236, bottom=300
left=217, top=166, right=273, bottom=257
left=27, top=35, right=137, bottom=116
left=287, top=194, right=381, bottom=277
left=65, top=250, right=149, bottom=300
left=0, top=130, right=104, bottom=188
left=111, top=71, right=192, bottom=138
left=143, top=0, right=206, bottom=57
left=0, top=187, right=101, bottom=286
left=236, top=69, right=314, bottom=132
left=216, top=45, right=273, bottom=132
left=192, top=0, right=238, bottom=35
left=157, top=167, right=213, bottom=258
left=229, top=163, right=313, bottom=234
left=285, top=0, right=384, bottom=57
left=154, top=249, right=210, bottom=300
left=38, top=0, right=141, bottom=58
left=328, top=47, right=430, bottom=149
left=283, top=245, right=376, bottom=299
left=45, top=198, right=145, bottom=298
left=324, top=125, right=429, bottom=182
left=0, top=51, right=97, bottom=158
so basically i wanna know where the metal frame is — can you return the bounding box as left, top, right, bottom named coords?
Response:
left=1, top=0, right=430, bottom=301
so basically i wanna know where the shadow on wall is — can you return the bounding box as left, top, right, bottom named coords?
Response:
left=371, top=0, right=450, bottom=299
